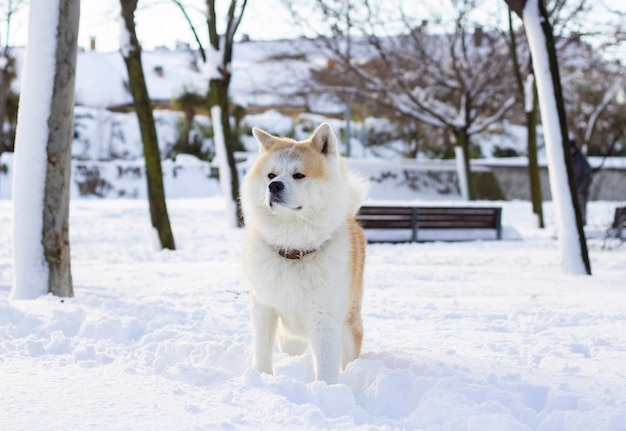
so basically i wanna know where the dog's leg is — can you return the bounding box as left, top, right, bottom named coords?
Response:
left=250, top=298, right=278, bottom=375
left=310, top=318, right=341, bottom=384
left=341, top=323, right=361, bottom=369
left=341, top=309, right=363, bottom=369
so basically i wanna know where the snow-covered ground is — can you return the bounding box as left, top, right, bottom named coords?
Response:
left=1, top=197, right=625, bottom=430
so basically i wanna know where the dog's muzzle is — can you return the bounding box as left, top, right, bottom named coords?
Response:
left=268, top=181, right=285, bottom=206
left=268, top=181, right=284, bottom=194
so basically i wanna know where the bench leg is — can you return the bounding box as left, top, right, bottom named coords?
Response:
left=411, top=208, right=418, bottom=242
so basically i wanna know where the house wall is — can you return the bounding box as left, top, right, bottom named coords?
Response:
left=485, top=165, right=626, bottom=201
left=2, top=152, right=625, bottom=201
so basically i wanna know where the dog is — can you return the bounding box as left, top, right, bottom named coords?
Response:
left=240, top=123, right=368, bottom=384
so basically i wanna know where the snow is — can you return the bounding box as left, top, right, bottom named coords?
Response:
left=0, top=151, right=464, bottom=202
left=74, top=53, right=129, bottom=108
left=119, top=16, right=132, bottom=58
left=524, top=74, right=535, bottom=113
left=10, top=0, right=60, bottom=299
left=522, top=1, right=587, bottom=275
left=455, top=146, right=470, bottom=200
left=1, top=197, right=625, bottom=430
left=8, top=38, right=334, bottom=113
left=203, top=44, right=223, bottom=81
left=3, top=6, right=625, bottom=426
left=241, top=109, right=294, bottom=140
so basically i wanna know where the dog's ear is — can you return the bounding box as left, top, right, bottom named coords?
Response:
left=252, top=128, right=276, bottom=153
left=310, top=123, right=337, bottom=156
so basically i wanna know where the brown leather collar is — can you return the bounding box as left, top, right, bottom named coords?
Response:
left=277, top=248, right=317, bottom=260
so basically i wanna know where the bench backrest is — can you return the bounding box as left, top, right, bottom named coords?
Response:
left=357, top=205, right=503, bottom=242
left=357, top=206, right=415, bottom=229
left=416, top=207, right=501, bottom=230
left=357, top=206, right=501, bottom=229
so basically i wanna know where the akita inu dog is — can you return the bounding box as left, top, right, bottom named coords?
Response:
left=241, top=123, right=368, bottom=384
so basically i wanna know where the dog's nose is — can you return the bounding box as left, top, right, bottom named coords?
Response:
left=268, top=181, right=284, bottom=193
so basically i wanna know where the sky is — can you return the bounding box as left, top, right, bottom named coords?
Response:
left=2, top=1, right=623, bottom=59
left=5, top=0, right=296, bottom=52
left=0, top=1, right=549, bottom=53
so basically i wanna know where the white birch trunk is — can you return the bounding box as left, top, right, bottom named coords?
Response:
left=211, top=105, right=237, bottom=228
left=454, top=146, right=470, bottom=201
left=11, top=0, right=78, bottom=299
left=523, top=1, right=587, bottom=275
left=524, top=74, right=535, bottom=113
left=11, top=1, right=60, bottom=299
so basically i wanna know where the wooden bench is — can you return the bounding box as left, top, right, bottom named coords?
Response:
left=357, top=205, right=503, bottom=242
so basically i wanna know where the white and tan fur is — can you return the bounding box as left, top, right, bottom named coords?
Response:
left=241, top=123, right=368, bottom=384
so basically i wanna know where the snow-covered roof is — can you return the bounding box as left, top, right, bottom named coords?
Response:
left=12, top=47, right=210, bottom=108
left=8, top=33, right=620, bottom=116
left=9, top=38, right=332, bottom=110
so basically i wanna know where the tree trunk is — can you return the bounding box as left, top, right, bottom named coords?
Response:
left=43, top=0, right=79, bottom=297
left=208, top=79, right=242, bottom=226
left=0, top=67, right=7, bottom=150
left=526, top=85, right=544, bottom=228
left=11, top=0, right=78, bottom=299
left=532, top=0, right=590, bottom=274
left=209, top=79, right=243, bottom=227
left=205, top=0, right=246, bottom=227
left=174, top=0, right=246, bottom=226
left=455, top=129, right=475, bottom=200
left=0, top=4, right=17, bottom=153
left=508, top=10, right=544, bottom=228
left=505, top=0, right=591, bottom=275
left=120, top=0, right=175, bottom=250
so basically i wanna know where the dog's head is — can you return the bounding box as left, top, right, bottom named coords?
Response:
left=246, top=123, right=341, bottom=214
left=241, top=123, right=366, bottom=247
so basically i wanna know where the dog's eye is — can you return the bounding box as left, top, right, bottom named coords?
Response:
left=293, top=173, right=305, bottom=180
left=268, top=173, right=276, bottom=180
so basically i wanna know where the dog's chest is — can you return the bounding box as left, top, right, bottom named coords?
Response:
left=252, top=248, right=349, bottom=308
left=256, top=256, right=327, bottom=302
left=255, top=255, right=348, bottom=335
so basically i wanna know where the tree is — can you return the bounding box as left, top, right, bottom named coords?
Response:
left=206, top=0, right=247, bottom=227
left=120, top=0, right=176, bottom=250
left=11, top=0, right=79, bottom=299
left=539, top=0, right=626, bottom=158
left=505, top=0, right=626, bottom=228
left=506, top=10, right=544, bottom=228
left=560, top=42, right=626, bottom=156
left=291, top=0, right=516, bottom=200
left=0, top=0, right=24, bottom=155
left=174, top=0, right=247, bottom=227
left=172, top=89, right=208, bottom=158
left=504, top=0, right=591, bottom=275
